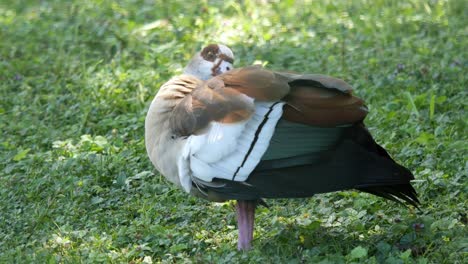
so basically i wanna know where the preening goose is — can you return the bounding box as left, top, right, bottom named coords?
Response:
left=145, top=44, right=419, bottom=250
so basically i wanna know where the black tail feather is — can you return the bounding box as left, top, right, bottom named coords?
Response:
left=357, top=184, right=420, bottom=208
left=349, top=123, right=420, bottom=208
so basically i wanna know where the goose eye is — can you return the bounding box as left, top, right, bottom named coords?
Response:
left=226, top=66, right=231, bottom=71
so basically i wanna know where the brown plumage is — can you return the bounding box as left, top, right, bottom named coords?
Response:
left=169, top=77, right=255, bottom=137
left=168, top=65, right=367, bottom=137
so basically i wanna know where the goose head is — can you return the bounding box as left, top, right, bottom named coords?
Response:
left=184, top=44, right=234, bottom=80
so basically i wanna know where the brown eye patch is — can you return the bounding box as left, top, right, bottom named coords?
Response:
left=218, top=53, right=234, bottom=64
left=201, top=44, right=220, bottom=62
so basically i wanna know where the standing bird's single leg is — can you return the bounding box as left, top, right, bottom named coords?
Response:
left=236, top=200, right=257, bottom=250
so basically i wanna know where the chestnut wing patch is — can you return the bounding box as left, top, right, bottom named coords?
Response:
left=274, top=72, right=368, bottom=126
left=218, top=65, right=291, bottom=101
left=283, top=85, right=367, bottom=126
left=170, top=79, right=255, bottom=137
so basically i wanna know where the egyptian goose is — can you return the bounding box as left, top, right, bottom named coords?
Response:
left=145, top=44, right=419, bottom=250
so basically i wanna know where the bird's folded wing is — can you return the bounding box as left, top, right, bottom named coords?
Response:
left=218, top=65, right=367, bottom=127
left=274, top=71, right=368, bottom=126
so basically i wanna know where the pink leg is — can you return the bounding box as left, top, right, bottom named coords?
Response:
left=236, top=200, right=257, bottom=250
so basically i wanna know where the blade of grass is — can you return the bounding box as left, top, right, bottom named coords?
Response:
left=405, top=91, right=420, bottom=117
left=429, top=93, right=436, bottom=120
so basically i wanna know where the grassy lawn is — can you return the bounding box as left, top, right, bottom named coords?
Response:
left=0, top=0, right=466, bottom=263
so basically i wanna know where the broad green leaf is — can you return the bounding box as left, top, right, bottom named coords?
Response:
left=13, top=148, right=31, bottom=161
left=349, top=246, right=368, bottom=260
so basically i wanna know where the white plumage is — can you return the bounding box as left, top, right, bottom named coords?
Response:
left=177, top=101, right=284, bottom=192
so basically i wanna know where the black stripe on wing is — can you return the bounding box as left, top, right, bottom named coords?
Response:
left=231, top=102, right=282, bottom=181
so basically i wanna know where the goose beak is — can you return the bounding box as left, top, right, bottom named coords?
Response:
left=214, top=66, right=222, bottom=76
left=212, top=59, right=233, bottom=76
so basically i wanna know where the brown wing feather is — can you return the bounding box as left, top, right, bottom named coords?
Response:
left=219, top=65, right=367, bottom=126
left=276, top=72, right=367, bottom=126
left=169, top=77, right=254, bottom=137
left=218, top=65, right=291, bottom=101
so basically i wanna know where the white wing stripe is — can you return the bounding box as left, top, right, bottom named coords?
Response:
left=177, top=101, right=284, bottom=192
left=231, top=101, right=283, bottom=181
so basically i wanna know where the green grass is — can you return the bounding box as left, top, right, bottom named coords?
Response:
left=0, top=0, right=466, bottom=263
